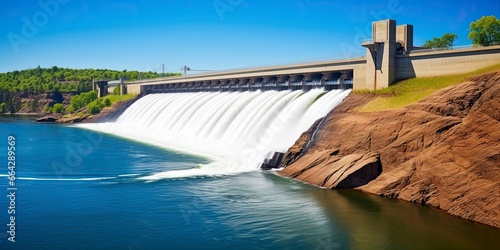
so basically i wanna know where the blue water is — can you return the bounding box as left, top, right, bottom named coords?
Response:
left=0, top=117, right=499, bottom=250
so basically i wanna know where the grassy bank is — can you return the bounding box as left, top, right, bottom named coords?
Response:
left=105, top=94, right=137, bottom=104
left=357, top=63, right=500, bottom=112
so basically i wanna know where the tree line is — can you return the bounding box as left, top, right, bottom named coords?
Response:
left=0, top=66, right=179, bottom=94
left=423, top=15, right=500, bottom=49
left=0, top=66, right=179, bottom=113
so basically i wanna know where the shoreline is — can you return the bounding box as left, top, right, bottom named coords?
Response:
left=2, top=113, right=45, bottom=116
left=32, top=96, right=139, bottom=123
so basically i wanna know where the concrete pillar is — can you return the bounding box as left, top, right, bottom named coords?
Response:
left=320, top=73, right=328, bottom=88
left=364, top=19, right=397, bottom=90
left=301, top=74, right=307, bottom=90
left=339, top=71, right=351, bottom=89
left=96, top=81, right=108, bottom=97
left=119, top=83, right=127, bottom=95
left=117, top=78, right=126, bottom=95
left=396, top=24, right=413, bottom=53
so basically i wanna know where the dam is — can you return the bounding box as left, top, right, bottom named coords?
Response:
left=86, top=18, right=500, bottom=181
left=103, top=19, right=500, bottom=96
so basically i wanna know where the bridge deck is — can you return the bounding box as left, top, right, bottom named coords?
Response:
left=125, top=57, right=366, bottom=94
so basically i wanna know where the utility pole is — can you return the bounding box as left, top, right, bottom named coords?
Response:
left=180, top=65, right=212, bottom=75
left=180, top=65, right=190, bottom=75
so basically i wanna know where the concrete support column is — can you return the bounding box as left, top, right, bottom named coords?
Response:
left=95, top=81, right=108, bottom=97
left=286, top=75, right=292, bottom=90
left=364, top=19, right=397, bottom=90
left=339, top=72, right=347, bottom=88
left=301, top=74, right=307, bottom=90
left=118, top=78, right=127, bottom=95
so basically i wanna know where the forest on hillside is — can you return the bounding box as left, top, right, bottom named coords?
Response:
left=0, top=66, right=178, bottom=93
left=0, top=66, right=179, bottom=113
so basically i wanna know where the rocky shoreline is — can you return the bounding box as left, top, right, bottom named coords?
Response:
left=279, top=71, right=500, bottom=228
left=35, top=97, right=139, bottom=123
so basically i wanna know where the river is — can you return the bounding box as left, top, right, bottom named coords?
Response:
left=0, top=115, right=499, bottom=249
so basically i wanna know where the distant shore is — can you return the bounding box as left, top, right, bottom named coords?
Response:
left=33, top=97, right=138, bottom=123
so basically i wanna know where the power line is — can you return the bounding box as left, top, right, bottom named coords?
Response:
left=180, top=65, right=213, bottom=75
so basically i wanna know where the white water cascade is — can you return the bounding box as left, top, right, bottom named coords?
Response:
left=79, top=89, right=351, bottom=180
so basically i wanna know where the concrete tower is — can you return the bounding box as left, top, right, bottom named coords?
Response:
left=396, top=24, right=414, bottom=52
left=363, top=19, right=397, bottom=90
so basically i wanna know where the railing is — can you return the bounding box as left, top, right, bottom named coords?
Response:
left=361, top=39, right=385, bottom=45
left=405, top=42, right=500, bottom=55
left=186, top=55, right=366, bottom=75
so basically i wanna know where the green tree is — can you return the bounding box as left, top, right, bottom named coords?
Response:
left=113, top=86, right=121, bottom=95
left=94, top=98, right=104, bottom=108
left=0, top=102, right=6, bottom=113
left=104, top=98, right=111, bottom=107
left=70, top=95, right=82, bottom=110
left=65, top=106, right=75, bottom=113
left=70, top=90, right=98, bottom=110
left=468, top=16, right=500, bottom=46
left=87, top=103, right=101, bottom=115
left=52, top=103, right=64, bottom=113
left=423, top=33, right=458, bottom=49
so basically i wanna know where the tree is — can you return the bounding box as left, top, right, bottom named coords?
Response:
left=52, top=103, right=64, bottom=113
left=113, top=86, right=121, bottom=95
left=423, top=33, right=458, bottom=49
left=87, top=103, right=101, bottom=115
left=468, top=15, right=500, bottom=46
left=70, top=95, right=83, bottom=110
left=65, top=106, right=74, bottom=113
left=104, top=98, right=111, bottom=107
left=0, top=102, right=6, bottom=113
left=69, top=90, right=98, bottom=111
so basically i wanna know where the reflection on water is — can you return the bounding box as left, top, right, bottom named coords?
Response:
left=309, top=187, right=500, bottom=250
left=183, top=171, right=500, bottom=249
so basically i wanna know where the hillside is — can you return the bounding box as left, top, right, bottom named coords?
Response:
left=0, top=66, right=178, bottom=114
left=279, top=71, right=500, bottom=228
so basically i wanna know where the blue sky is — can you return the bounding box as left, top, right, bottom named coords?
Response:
left=1, top=0, right=498, bottom=73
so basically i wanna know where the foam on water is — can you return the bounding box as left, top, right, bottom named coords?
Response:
left=18, top=177, right=118, bottom=181
left=78, top=89, right=351, bottom=180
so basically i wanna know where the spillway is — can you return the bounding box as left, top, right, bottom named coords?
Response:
left=79, top=89, right=351, bottom=179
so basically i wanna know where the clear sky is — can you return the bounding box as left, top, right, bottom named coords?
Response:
left=1, top=0, right=498, bottom=73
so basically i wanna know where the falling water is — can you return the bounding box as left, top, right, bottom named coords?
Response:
left=79, top=89, right=351, bottom=179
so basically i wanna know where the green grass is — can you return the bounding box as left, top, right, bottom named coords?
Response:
left=357, top=63, right=500, bottom=112
left=104, top=94, right=138, bottom=104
